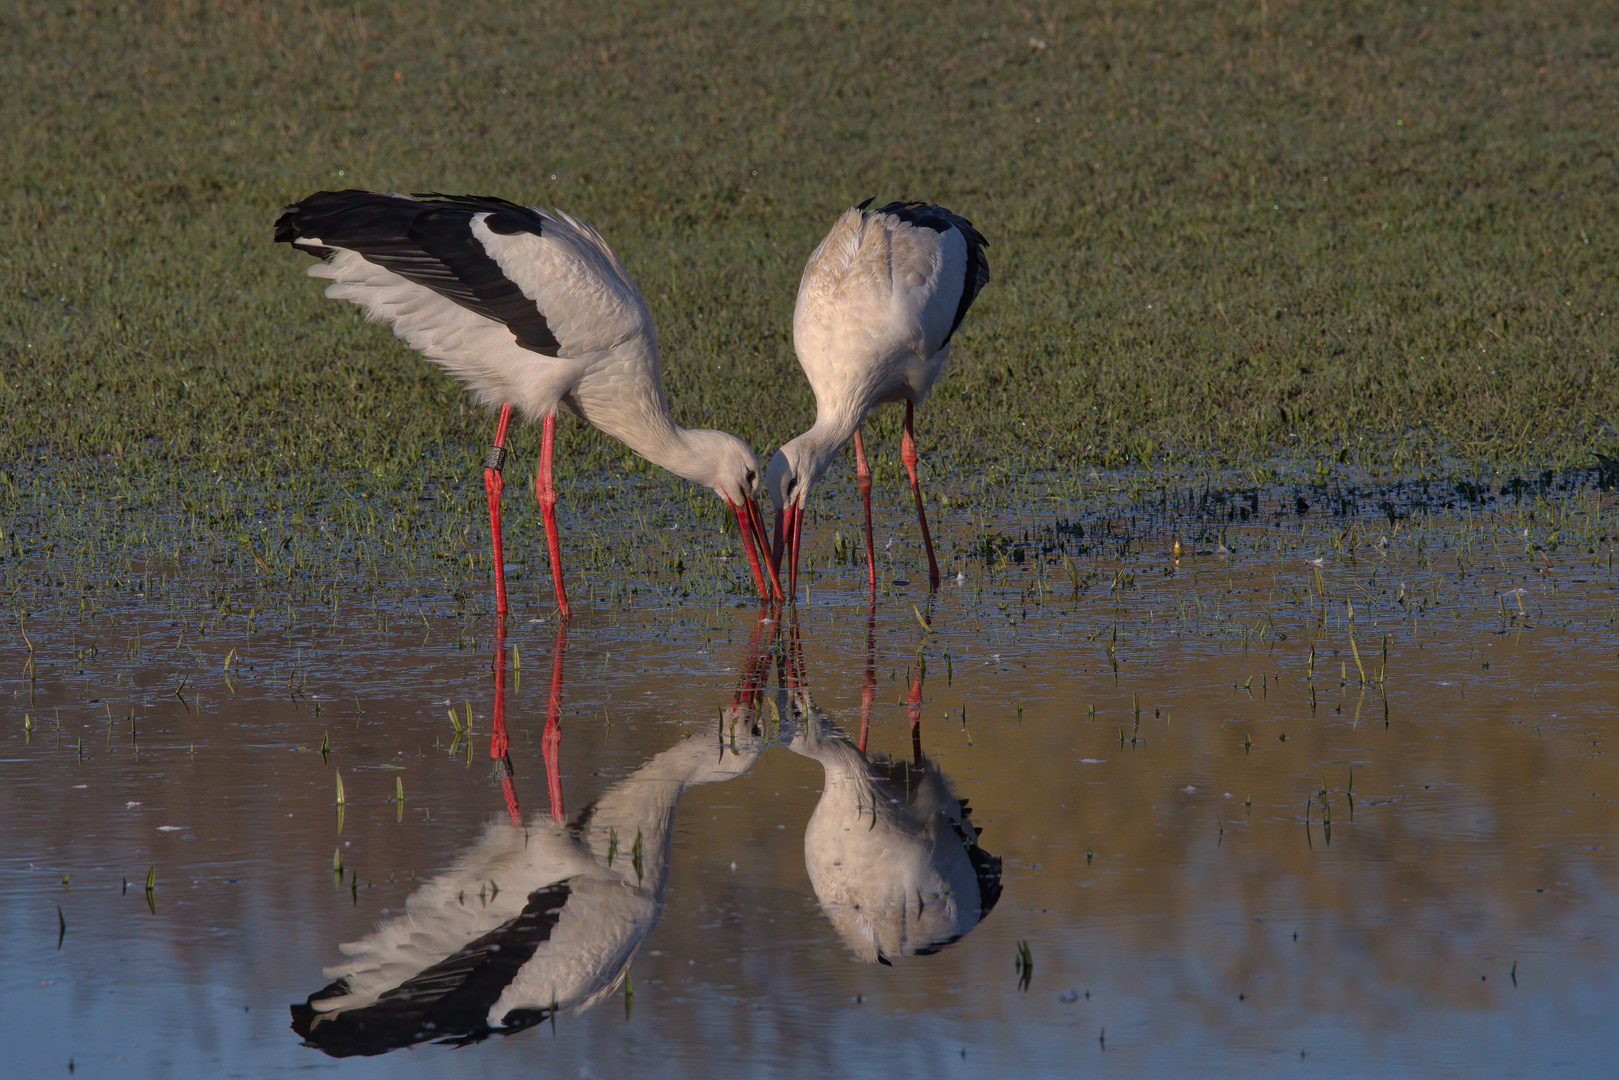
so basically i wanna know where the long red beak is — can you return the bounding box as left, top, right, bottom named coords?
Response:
left=750, top=496, right=784, bottom=602
left=773, top=503, right=804, bottom=603
left=731, top=497, right=782, bottom=604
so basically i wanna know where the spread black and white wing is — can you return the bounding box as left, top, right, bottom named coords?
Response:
left=275, top=191, right=655, bottom=408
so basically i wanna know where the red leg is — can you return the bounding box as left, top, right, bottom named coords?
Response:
left=542, top=621, right=567, bottom=821
left=535, top=413, right=571, bottom=620
left=490, top=623, right=521, bottom=825
left=858, top=602, right=875, bottom=754
left=900, top=400, right=940, bottom=590
left=852, top=429, right=876, bottom=596
left=484, top=404, right=514, bottom=623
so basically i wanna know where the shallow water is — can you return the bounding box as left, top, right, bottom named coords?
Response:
left=4, top=479, right=1619, bottom=1077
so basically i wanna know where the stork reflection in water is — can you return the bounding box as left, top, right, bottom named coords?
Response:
left=779, top=613, right=1002, bottom=964
left=290, top=622, right=774, bottom=1056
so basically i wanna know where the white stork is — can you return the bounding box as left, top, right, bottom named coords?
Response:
left=778, top=630, right=1003, bottom=963
left=275, top=191, right=780, bottom=620
left=767, top=199, right=989, bottom=599
left=291, top=644, right=775, bottom=1056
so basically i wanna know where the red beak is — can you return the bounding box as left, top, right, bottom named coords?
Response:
left=731, top=496, right=782, bottom=604
left=790, top=503, right=804, bottom=601
left=773, top=502, right=804, bottom=603
left=750, top=496, right=783, bottom=602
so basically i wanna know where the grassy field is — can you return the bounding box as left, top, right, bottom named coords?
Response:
left=1, top=0, right=1615, bottom=486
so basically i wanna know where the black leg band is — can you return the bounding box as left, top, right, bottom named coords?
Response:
left=484, top=445, right=508, bottom=472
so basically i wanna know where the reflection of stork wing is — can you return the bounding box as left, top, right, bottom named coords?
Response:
left=291, top=882, right=574, bottom=1056
left=792, top=711, right=1003, bottom=964
left=293, top=723, right=766, bottom=1058
left=861, top=757, right=1004, bottom=929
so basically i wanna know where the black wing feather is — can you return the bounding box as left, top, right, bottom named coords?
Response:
left=289, top=881, right=573, bottom=1057
left=274, top=190, right=563, bottom=356
left=869, top=200, right=990, bottom=346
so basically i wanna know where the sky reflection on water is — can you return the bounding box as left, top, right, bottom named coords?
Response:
left=4, top=497, right=1619, bottom=1077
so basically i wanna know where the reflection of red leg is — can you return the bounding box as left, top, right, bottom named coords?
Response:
left=491, top=625, right=511, bottom=760
left=490, top=624, right=521, bottom=824
left=535, top=413, right=571, bottom=620
left=900, top=401, right=940, bottom=591
left=496, top=759, right=521, bottom=826
left=484, top=404, right=514, bottom=623
left=858, top=602, right=876, bottom=754
left=906, top=663, right=924, bottom=766
left=542, top=621, right=567, bottom=821
left=852, top=430, right=876, bottom=596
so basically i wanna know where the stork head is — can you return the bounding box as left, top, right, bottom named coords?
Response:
left=765, top=440, right=812, bottom=515
left=766, top=436, right=830, bottom=601
left=691, top=430, right=763, bottom=508
left=685, top=430, right=780, bottom=604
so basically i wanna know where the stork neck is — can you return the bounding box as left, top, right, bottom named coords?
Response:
left=577, top=736, right=742, bottom=889
left=793, top=414, right=864, bottom=494
left=598, top=411, right=715, bottom=490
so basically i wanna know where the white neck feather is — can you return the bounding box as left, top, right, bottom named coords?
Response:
left=785, top=413, right=863, bottom=501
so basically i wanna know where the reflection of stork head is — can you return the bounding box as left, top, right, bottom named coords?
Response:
left=794, top=723, right=1003, bottom=964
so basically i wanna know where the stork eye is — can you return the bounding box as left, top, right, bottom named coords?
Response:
left=745, top=469, right=756, bottom=486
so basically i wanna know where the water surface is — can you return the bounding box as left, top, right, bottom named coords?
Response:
left=4, top=479, right=1618, bottom=1077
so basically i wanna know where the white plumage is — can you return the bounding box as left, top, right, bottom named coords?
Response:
left=768, top=199, right=988, bottom=599
left=781, top=661, right=1002, bottom=963
left=292, top=716, right=766, bottom=1055
left=277, top=191, right=779, bottom=619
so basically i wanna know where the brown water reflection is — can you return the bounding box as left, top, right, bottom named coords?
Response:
left=3, top=493, right=1619, bottom=1076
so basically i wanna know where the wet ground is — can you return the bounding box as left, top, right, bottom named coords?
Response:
left=3, top=471, right=1618, bottom=1077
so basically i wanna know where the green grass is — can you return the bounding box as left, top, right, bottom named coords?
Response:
left=1, top=0, right=1615, bottom=484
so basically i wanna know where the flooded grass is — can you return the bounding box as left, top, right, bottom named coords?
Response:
left=4, top=463, right=1619, bottom=1075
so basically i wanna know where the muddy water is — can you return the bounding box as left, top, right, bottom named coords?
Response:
left=3, top=483, right=1619, bottom=1077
